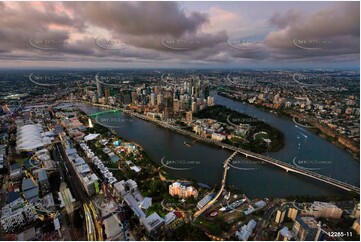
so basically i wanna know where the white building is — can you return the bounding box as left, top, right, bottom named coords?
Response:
left=303, top=201, right=343, bottom=219
left=235, top=219, right=257, bottom=241
left=0, top=198, right=37, bottom=233
left=211, top=133, right=226, bottom=141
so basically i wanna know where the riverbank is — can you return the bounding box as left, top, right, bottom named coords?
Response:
left=194, top=105, right=284, bottom=153
left=75, top=106, right=214, bottom=212
left=74, top=100, right=360, bottom=198
left=123, top=109, right=359, bottom=192
left=217, top=91, right=360, bottom=160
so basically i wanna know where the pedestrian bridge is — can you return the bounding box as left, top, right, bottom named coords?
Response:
left=89, top=109, right=122, bottom=117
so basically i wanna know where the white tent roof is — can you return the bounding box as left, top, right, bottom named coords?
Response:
left=84, top=133, right=100, bottom=141
left=16, top=124, right=46, bottom=151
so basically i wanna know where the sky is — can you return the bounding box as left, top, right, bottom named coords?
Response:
left=0, top=1, right=359, bottom=69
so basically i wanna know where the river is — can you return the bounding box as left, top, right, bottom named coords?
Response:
left=75, top=92, right=359, bottom=198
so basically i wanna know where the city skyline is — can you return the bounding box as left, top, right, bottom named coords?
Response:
left=0, top=1, right=359, bottom=69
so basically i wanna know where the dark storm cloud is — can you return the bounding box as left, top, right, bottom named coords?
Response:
left=266, top=2, right=359, bottom=55
left=0, top=2, right=84, bottom=52
left=66, top=1, right=208, bottom=37
left=0, top=1, right=359, bottom=68
left=268, top=9, right=302, bottom=28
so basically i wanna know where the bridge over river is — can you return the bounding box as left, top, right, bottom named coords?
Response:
left=123, top=110, right=360, bottom=195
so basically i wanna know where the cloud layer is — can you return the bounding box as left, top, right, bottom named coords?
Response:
left=0, top=1, right=359, bottom=69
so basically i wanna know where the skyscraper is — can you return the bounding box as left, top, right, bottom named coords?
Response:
left=150, top=93, right=156, bottom=106
left=292, top=216, right=321, bottom=241
left=96, top=79, right=103, bottom=98
left=275, top=208, right=286, bottom=224
left=173, top=99, right=179, bottom=113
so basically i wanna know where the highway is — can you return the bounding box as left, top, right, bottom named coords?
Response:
left=84, top=203, right=97, bottom=241
left=123, top=110, right=360, bottom=195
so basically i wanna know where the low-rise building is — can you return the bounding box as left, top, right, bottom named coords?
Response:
left=0, top=198, right=37, bottom=233
left=211, top=133, right=226, bottom=141
left=276, top=227, right=293, bottom=241
left=22, top=178, right=39, bottom=204
left=197, top=193, right=213, bottom=210
left=304, top=201, right=342, bottom=219
left=142, top=212, right=164, bottom=235
left=235, top=219, right=257, bottom=241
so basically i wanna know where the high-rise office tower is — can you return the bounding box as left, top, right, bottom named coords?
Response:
left=150, top=93, right=156, bottom=106
left=104, top=88, right=111, bottom=99
left=173, top=99, right=180, bottom=113
left=157, top=93, right=163, bottom=104
left=97, top=79, right=103, bottom=98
